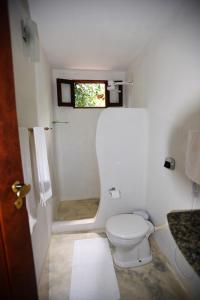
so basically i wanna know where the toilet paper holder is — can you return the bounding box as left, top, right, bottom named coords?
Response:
left=109, top=187, right=121, bottom=198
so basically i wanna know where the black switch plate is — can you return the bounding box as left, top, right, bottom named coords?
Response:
left=164, top=161, right=171, bottom=169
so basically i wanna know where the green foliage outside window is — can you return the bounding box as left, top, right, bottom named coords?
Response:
left=74, top=83, right=106, bottom=107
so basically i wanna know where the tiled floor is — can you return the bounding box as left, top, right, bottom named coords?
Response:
left=55, top=199, right=99, bottom=221
left=39, top=232, right=189, bottom=300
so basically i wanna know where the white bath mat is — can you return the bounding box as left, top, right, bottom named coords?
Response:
left=69, top=238, right=120, bottom=300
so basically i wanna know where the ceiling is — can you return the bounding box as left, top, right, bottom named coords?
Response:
left=28, top=0, right=184, bottom=70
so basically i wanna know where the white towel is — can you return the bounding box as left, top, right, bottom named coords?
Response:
left=18, top=127, right=37, bottom=233
left=33, top=127, right=52, bottom=206
left=185, top=130, right=200, bottom=184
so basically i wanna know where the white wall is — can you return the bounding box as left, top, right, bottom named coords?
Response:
left=52, top=69, right=126, bottom=202
left=96, top=108, right=148, bottom=218
left=128, top=1, right=200, bottom=297
left=9, top=0, right=54, bottom=287
left=35, top=49, right=53, bottom=127
left=35, top=46, right=59, bottom=218
left=31, top=47, right=54, bottom=285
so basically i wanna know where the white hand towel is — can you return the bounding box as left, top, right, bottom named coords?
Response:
left=185, top=130, right=200, bottom=184
left=18, top=127, right=37, bottom=233
left=33, top=127, right=52, bottom=206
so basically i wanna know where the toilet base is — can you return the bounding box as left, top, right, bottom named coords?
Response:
left=112, top=237, right=153, bottom=268
left=113, top=253, right=152, bottom=268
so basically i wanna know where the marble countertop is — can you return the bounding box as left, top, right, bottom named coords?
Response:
left=167, top=209, right=200, bottom=277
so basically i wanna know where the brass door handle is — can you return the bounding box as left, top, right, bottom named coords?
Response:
left=11, top=181, right=31, bottom=210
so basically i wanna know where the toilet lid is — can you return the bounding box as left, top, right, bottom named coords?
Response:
left=106, top=214, right=149, bottom=239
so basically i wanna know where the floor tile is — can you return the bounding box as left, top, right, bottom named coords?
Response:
left=39, top=232, right=189, bottom=300
left=55, top=199, right=99, bottom=221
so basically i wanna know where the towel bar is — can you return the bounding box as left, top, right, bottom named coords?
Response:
left=52, top=121, right=69, bottom=124
left=28, top=127, right=52, bottom=131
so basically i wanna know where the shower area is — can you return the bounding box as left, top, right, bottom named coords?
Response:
left=52, top=70, right=127, bottom=223
left=53, top=108, right=101, bottom=222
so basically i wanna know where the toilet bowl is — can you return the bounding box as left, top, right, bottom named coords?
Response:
left=106, top=213, right=154, bottom=268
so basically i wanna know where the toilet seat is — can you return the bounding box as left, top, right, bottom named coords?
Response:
left=106, top=214, right=149, bottom=240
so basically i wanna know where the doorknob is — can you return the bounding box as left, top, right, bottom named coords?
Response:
left=11, top=181, right=31, bottom=210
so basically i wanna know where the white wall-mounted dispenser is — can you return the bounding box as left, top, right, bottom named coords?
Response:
left=185, top=130, right=200, bottom=185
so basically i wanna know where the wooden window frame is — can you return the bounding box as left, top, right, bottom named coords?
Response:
left=57, top=78, right=75, bottom=107
left=107, top=84, right=123, bottom=107
left=56, top=78, right=123, bottom=108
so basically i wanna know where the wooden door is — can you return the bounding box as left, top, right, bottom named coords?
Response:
left=0, top=1, right=38, bottom=299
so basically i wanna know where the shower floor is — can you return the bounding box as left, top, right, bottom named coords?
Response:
left=55, top=198, right=99, bottom=221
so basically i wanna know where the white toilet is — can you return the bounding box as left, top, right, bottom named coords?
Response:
left=106, top=212, right=154, bottom=268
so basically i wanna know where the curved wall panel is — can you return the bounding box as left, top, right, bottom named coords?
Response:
left=95, top=108, right=148, bottom=225
left=52, top=108, right=148, bottom=232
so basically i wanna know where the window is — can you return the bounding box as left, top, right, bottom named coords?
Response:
left=74, top=80, right=108, bottom=108
left=57, top=79, right=123, bottom=108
